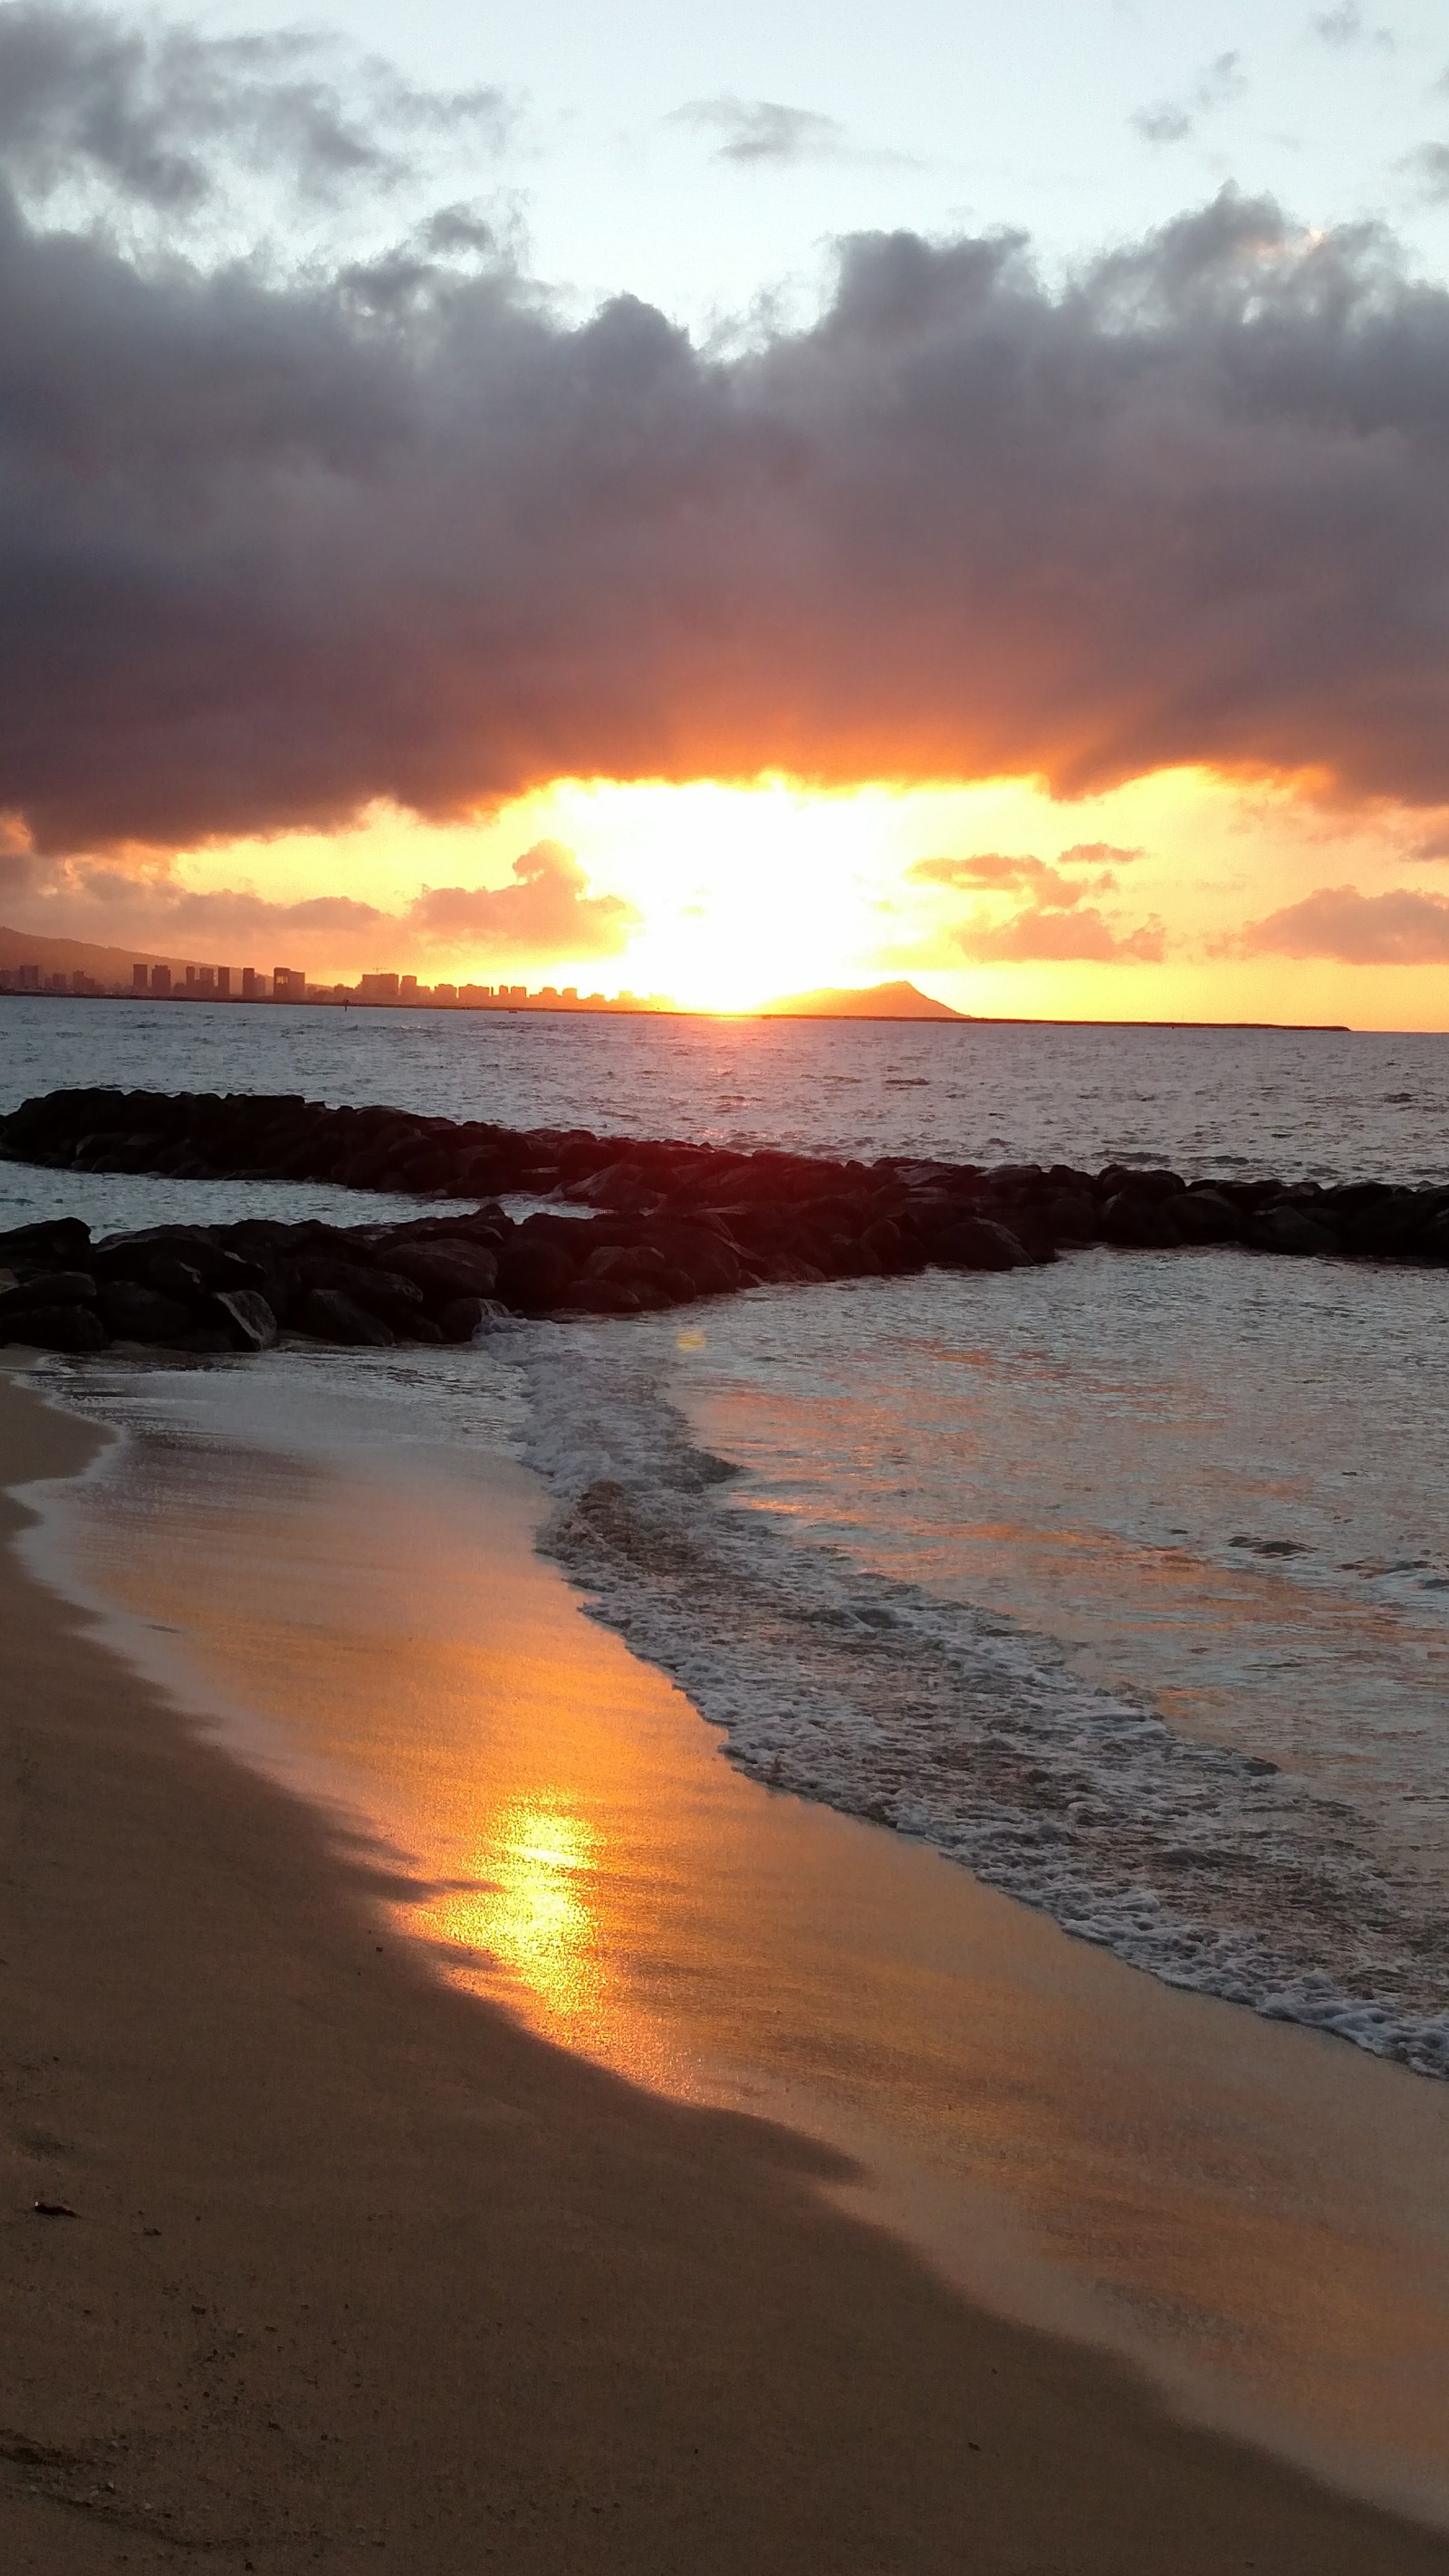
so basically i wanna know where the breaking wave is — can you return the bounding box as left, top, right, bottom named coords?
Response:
left=523, top=1322, right=1449, bottom=2080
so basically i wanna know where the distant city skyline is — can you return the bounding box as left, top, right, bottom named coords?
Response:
left=1, top=951, right=667, bottom=1011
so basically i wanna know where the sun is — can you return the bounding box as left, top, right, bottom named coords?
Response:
left=525, top=776, right=912, bottom=1010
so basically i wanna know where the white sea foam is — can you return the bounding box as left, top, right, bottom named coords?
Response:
left=522, top=1319, right=1449, bottom=2080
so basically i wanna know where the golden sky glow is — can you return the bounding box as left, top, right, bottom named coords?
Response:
left=158, top=763, right=1449, bottom=1030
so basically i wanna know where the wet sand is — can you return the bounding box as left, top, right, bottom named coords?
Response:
left=3, top=1367, right=1448, bottom=2573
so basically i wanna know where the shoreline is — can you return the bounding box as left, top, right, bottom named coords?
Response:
left=5, top=1367, right=1449, bottom=2571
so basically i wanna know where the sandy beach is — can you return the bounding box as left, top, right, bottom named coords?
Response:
left=0, top=1363, right=1446, bottom=2573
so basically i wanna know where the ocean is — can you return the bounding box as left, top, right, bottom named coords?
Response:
left=4, top=995, right=1447, bottom=2078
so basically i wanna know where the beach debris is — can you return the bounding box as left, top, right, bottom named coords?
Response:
left=0, top=1084, right=1445, bottom=1359
left=33, top=2198, right=78, bottom=2217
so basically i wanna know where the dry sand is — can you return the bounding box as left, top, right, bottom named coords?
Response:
left=2, top=1370, right=1446, bottom=2576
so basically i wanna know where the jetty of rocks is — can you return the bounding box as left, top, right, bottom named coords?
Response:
left=0, top=1084, right=1445, bottom=1356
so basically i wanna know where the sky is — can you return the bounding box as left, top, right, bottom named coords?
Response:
left=4, top=0, right=1449, bottom=1020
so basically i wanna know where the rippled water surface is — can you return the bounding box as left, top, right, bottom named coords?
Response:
left=4, top=996, right=1447, bottom=2070
left=4, top=993, right=1449, bottom=1181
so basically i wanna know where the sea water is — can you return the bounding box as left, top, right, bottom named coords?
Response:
left=3, top=996, right=1447, bottom=2071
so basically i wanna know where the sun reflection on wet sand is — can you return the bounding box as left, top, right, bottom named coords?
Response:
left=435, top=1802, right=609, bottom=2040
left=45, top=1390, right=1449, bottom=2524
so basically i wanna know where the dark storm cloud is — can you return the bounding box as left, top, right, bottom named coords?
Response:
left=7, top=16, right=1449, bottom=856
left=1238, top=882, right=1449, bottom=962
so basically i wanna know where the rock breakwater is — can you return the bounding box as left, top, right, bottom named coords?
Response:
left=1, top=1083, right=1446, bottom=1353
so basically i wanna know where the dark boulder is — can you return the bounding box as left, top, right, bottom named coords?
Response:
left=385, top=1241, right=500, bottom=1302
left=436, top=1296, right=511, bottom=1343
left=1041, top=1191, right=1099, bottom=1242
left=1099, top=1194, right=1181, bottom=1249
left=1247, top=1206, right=1339, bottom=1257
left=210, top=1288, right=279, bottom=1352
left=581, top=1243, right=671, bottom=1287
left=293, top=1259, right=427, bottom=1336
left=558, top=1277, right=644, bottom=1315
left=636, top=1224, right=741, bottom=1297
left=146, top=1255, right=208, bottom=1302
left=390, top=1148, right=456, bottom=1193
left=92, top=1229, right=265, bottom=1295
left=1339, top=1191, right=1430, bottom=1258
left=0, top=1270, right=97, bottom=1313
left=1166, top=1188, right=1243, bottom=1245
left=565, top=1161, right=660, bottom=1213
left=294, top=1289, right=397, bottom=1347
left=1095, top=1166, right=1185, bottom=1204
left=0, top=1217, right=91, bottom=1266
left=1, top=1303, right=110, bottom=1352
left=933, top=1216, right=1027, bottom=1271
left=98, top=1283, right=198, bottom=1344
left=494, top=1238, right=580, bottom=1313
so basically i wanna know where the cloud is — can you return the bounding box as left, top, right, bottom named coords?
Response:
left=906, top=845, right=1165, bottom=962
left=1403, top=816, right=1449, bottom=859
left=0, top=2, right=509, bottom=217
left=2, top=840, right=637, bottom=966
left=672, top=97, right=851, bottom=168
left=1132, top=52, right=1246, bottom=146
left=405, top=840, right=637, bottom=952
left=955, top=906, right=1166, bottom=964
left=1237, top=882, right=1449, bottom=962
left=1403, top=141, right=1449, bottom=202
left=1310, top=5, right=1393, bottom=49
left=6, top=34, right=1449, bottom=854
left=908, top=845, right=1140, bottom=900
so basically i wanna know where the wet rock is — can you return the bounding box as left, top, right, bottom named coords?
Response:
left=293, top=1259, right=427, bottom=1336
left=1247, top=1206, right=1339, bottom=1257
left=1099, top=1194, right=1181, bottom=1249
left=561, top=1160, right=636, bottom=1208
left=933, top=1216, right=1027, bottom=1272
left=92, top=1229, right=264, bottom=1295
left=385, top=1241, right=500, bottom=1302
left=98, top=1282, right=198, bottom=1344
left=1338, top=1190, right=1429, bottom=1258
left=145, top=1255, right=208, bottom=1302
left=581, top=1243, right=671, bottom=1287
left=436, top=1295, right=511, bottom=1343
left=1165, top=1187, right=1243, bottom=1245
left=637, top=1224, right=741, bottom=1297
left=0, top=1216, right=92, bottom=1266
left=1041, top=1191, right=1099, bottom=1243
left=1096, top=1166, right=1185, bottom=1204
left=210, top=1288, right=279, bottom=1352
left=558, top=1277, right=644, bottom=1314
left=494, top=1237, right=580, bottom=1313
left=0, top=1270, right=97, bottom=1312
left=294, top=1288, right=396, bottom=1347
left=1, top=1303, right=110, bottom=1352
